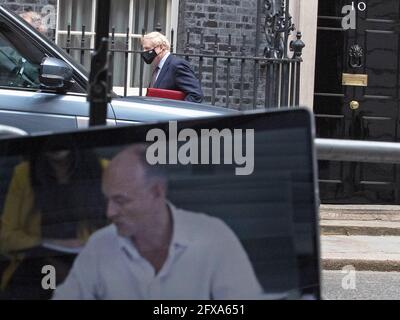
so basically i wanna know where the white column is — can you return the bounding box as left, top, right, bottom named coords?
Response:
left=55, top=0, right=60, bottom=44
left=169, top=0, right=180, bottom=49
left=290, top=0, right=319, bottom=110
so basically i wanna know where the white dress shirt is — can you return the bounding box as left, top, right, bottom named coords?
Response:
left=53, top=202, right=262, bottom=300
left=154, top=52, right=170, bottom=82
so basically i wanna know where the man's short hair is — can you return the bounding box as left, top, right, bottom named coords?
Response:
left=142, top=31, right=171, bottom=51
left=125, top=144, right=167, bottom=182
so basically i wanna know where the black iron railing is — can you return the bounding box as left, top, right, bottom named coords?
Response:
left=54, top=0, right=304, bottom=110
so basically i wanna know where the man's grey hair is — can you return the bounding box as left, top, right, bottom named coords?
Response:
left=142, top=31, right=171, bottom=51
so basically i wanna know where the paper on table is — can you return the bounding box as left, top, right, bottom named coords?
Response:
left=42, top=241, right=83, bottom=254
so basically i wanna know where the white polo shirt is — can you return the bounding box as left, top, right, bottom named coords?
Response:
left=53, top=202, right=262, bottom=300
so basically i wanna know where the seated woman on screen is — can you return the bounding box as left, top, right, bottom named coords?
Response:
left=0, top=147, right=108, bottom=299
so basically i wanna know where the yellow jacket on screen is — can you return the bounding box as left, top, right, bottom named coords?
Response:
left=0, top=159, right=109, bottom=291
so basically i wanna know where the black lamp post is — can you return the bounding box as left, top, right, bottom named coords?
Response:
left=87, top=0, right=111, bottom=126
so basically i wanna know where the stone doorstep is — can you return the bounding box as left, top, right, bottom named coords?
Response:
left=320, top=220, right=400, bottom=236
left=322, top=259, right=400, bottom=272
left=321, top=235, right=400, bottom=272
left=319, top=207, right=400, bottom=271
left=321, top=205, right=400, bottom=211
left=320, top=205, right=400, bottom=222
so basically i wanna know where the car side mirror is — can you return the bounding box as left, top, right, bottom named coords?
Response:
left=39, top=57, right=74, bottom=91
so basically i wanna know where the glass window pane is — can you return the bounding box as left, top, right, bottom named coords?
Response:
left=58, top=34, right=92, bottom=70
left=58, top=0, right=93, bottom=32
left=109, top=0, right=130, bottom=34
left=56, top=0, right=170, bottom=90
left=131, top=37, right=150, bottom=88
left=130, top=0, right=168, bottom=89
left=111, top=37, right=130, bottom=87
left=132, top=0, right=168, bottom=34
left=0, top=22, right=44, bottom=89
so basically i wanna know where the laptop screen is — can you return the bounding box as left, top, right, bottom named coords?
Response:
left=0, top=108, right=320, bottom=300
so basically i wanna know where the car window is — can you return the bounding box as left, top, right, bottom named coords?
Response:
left=0, top=23, right=44, bottom=89
left=0, top=38, right=40, bottom=88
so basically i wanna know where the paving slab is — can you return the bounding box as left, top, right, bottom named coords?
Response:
left=321, top=235, right=400, bottom=272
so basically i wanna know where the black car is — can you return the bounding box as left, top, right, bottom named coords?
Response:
left=0, top=6, right=234, bottom=137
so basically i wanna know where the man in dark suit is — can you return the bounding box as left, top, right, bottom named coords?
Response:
left=141, top=32, right=204, bottom=103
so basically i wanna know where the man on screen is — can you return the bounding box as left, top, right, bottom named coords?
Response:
left=53, top=144, right=262, bottom=299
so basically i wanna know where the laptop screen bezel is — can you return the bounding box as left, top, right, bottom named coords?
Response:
left=0, top=107, right=321, bottom=299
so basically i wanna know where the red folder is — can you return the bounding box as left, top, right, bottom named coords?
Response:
left=146, top=88, right=186, bottom=101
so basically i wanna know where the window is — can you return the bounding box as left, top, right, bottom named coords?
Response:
left=55, top=0, right=179, bottom=95
left=0, top=21, right=44, bottom=89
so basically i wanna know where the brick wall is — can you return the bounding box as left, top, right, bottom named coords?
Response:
left=177, top=0, right=270, bottom=110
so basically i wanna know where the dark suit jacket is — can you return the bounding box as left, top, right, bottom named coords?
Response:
left=153, top=54, right=204, bottom=103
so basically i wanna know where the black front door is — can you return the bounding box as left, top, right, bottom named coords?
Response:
left=314, top=0, right=400, bottom=204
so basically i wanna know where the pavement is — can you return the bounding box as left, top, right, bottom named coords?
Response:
left=322, top=270, right=400, bottom=300
left=320, top=205, right=400, bottom=272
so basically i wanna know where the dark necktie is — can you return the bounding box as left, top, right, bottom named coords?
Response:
left=149, top=66, right=160, bottom=88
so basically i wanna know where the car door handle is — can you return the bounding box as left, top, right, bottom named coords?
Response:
left=0, top=124, right=28, bottom=138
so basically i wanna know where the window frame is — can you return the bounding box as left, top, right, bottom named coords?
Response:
left=0, top=26, right=43, bottom=90
left=54, top=0, right=179, bottom=95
